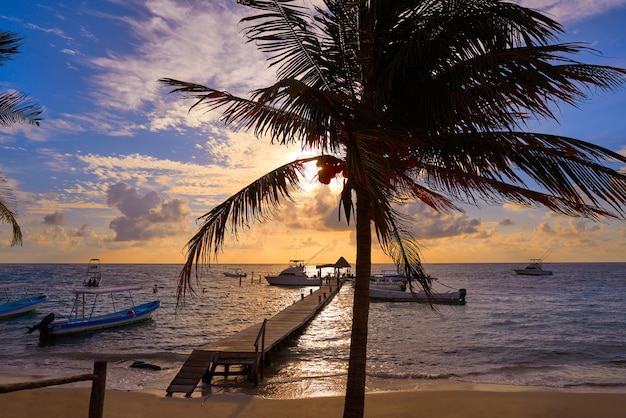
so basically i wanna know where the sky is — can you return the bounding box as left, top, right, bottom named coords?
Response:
left=0, top=0, right=625, bottom=265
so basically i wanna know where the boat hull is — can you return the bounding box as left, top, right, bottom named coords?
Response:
left=369, top=286, right=466, bottom=305
left=515, top=259, right=552, bottom=276
left=224, top=272, right=246, bottom=278
left=514, top=269, right=553, bottom=276
left=0, top=295, right=48, bottom=319
left=265, top=276, right=322, bottom=286
left=44, top=300, right=160, bottom=336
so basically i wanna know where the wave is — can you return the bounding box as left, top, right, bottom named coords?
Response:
left=368, top=370, right=461, bottom=380
left=564, top=382, right=626, bottom=390
left=28, top=350, right=186, bottom=364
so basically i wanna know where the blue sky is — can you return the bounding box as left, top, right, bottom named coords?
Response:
left=0, top=0, right=625, bottom=265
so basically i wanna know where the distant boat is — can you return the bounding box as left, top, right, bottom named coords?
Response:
left=514, top=259, right=553, bottom=276
left=83, top=258, right=102, bottom=287
left=265, top=260, right=322, bottom=286
left=0, top=284, right=48, bottom=319
left=224, top=269, right=247, bottom=278
left=28, top=285, right=160, bottom=338
left=369, top=285, right=467, bottom=305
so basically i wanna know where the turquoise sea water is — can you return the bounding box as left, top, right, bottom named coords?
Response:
left=0, top=262, right=625, bottom=397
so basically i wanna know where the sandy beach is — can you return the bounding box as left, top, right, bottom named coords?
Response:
left=2, top=385, right=626, bottom=418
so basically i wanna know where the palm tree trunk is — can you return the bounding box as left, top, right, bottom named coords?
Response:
left=343, top=187, right=372, bottom=418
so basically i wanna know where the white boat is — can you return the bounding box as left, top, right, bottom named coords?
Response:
left=28, top=285, right=160, bottom=337
left=224, top=269, right=247, bottom=278
left=0, top=284, right=48, bottom=319
left=265, top=260, right=323, bottom=286
left=368, top=271, right=408, bottom=291
left=514, top=259, right=553, bottom=276
left=369, top=285, right=467, bottom=305
left=83, top=258, right=102, bottom=287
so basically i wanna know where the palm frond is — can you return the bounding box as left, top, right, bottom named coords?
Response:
left=386, top=216, right=432, bottom=298
left=368, top=0, right=626, bottom=134
left=0, top=177, right=22, bottom=246
left=237, top=0, right=331, bottom=88
left=0, top=29, right=22, bottom=63
left=415, top=131, right=626, bottom=218
left=0, top=91, right=42, bottom=126
left=176, top=157, right=316, bottom=303
left=161, top=76, right=360, bottom=155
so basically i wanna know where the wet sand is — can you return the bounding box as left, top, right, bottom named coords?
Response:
left=2, top=384, right=626, bottom=418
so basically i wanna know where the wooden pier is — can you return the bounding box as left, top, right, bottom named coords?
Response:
left=166, top=283, right=341, bottom=397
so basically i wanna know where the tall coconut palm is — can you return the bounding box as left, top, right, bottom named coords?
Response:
left=161, top=1, right=626, bottom=417
left=0, top=29, right=41, bottom=246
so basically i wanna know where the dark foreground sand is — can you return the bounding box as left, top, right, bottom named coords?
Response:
left=2, top=386, right=626, bottom=418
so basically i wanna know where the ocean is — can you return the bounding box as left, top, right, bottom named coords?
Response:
left=0, top=262, right=625, bottom=398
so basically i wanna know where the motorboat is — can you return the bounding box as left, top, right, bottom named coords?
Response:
left=265, top=260, right=323, bottom=286
left=369, top=285, right=467, bottom=305
left=514, top=259, right=553, bottom=276
left=368, top=271, right=408, bottom=291
left=224, top=269, right=247, bottom=278
left=28, top=285, right=160, bottom=337
left=83, top=258, right=102, bottom=287
left=0, top=284, right=48, bottom=319
left=366, top=271, right=439, bottom=291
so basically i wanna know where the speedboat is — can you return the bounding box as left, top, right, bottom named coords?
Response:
left=28, top=285, right=160, bottom=338
left=514, top=259, right=553, bottom=276
left=368, top=271, right=408, bottom=291
left=83, top=258, right=102, bottom=287
left=369, top=285, right=467, bottom=305
left=265, top=260, right=322, bottom=286
left=224, top=269, right=247, bottom=278
left=0, top=284, right=48, bottom=319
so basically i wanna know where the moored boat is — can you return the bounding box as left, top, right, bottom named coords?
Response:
left=265, top=260, right=322, bottom=286
left=0, top=284, right=48, bottom=319
left=514, top=259, right=553, bottom=276
left=224, top=269, right=247, bottom=278
left=369, top=285, right=467, bottom=305
left=83, top=258, right=103, bottom=287
left=368, top=271, right=408, bottom=291
left=28, top=285, right=160, bottom=337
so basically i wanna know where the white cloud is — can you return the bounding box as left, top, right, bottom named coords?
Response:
left=88, top=0, right=275, bottom=130
left=516, top=0, right=626, bottom=23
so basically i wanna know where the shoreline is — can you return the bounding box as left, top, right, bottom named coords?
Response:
left=2, top=384, right=626, bottom=418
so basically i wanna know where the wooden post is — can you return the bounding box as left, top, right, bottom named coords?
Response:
left=89, top=360, right=107, bottom=418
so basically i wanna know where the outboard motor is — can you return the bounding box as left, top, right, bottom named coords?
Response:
left=27, top=313, right=55, bottom=335
left=459, top=289, right=467, bottom=303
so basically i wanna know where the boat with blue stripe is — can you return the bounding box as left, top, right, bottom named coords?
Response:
left=28, top=285, right=160, bottom=337
left=0, top=284, right=48, bottom=319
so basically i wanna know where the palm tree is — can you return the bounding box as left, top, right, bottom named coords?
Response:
left=161, top=1, right=626, bottom=417
left=0, top=29, right=42, bottom=246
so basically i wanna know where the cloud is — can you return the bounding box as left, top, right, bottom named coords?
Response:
left=499, top=218, right=515, bottom=226
left=398, top=202, right=483, bottom=239
left=107, top=182, right=190, bottom=241
left=88, top=1, right=274, bottom=126
left=43, top=211, right=65, bottom=225
left=72, top=224, right=93, bottom=238
left=516, top=0, right=626, bottom=23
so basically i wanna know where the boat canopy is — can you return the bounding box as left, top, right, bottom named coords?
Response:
left=72, top=285, right=143, bottom=295
left=0, top=283, right=28, bottom=290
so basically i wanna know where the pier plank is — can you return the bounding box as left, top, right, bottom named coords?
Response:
left=166, top=284, right=340, bottom=396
